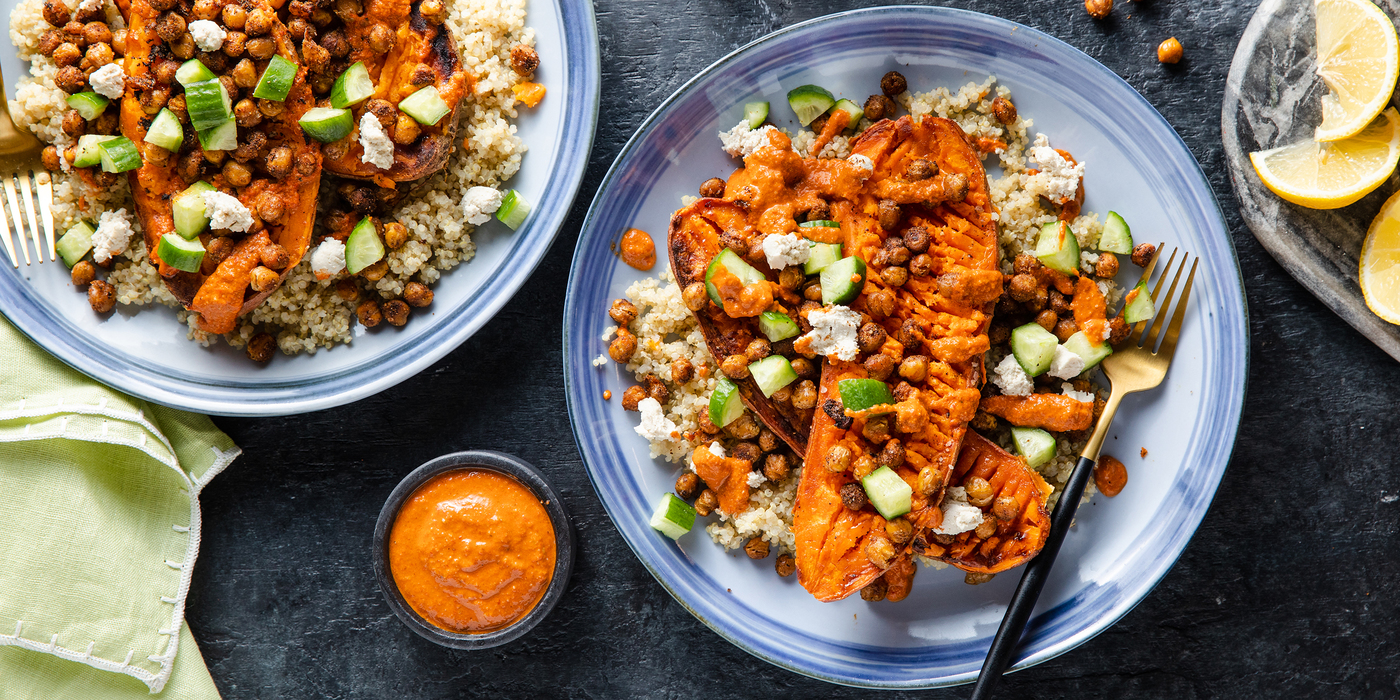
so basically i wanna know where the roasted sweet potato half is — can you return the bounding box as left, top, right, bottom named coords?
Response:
left=312, top=0, right=472, bottom=182
left=920, top=430, right=1052, bottom=575
left=667, top=197, right=814, bottom=455
left=122, top=0, right=321, bottom=334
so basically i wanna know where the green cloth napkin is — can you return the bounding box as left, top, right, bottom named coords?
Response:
left=0, top=315, right=237, bottom=698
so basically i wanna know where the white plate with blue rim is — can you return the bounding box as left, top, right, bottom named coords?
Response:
left=0, top=0, right=598, bottom=416
left=563, top=6, right=1247, bottom=689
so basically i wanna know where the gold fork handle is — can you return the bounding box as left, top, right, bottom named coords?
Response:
left=1081, top=387, right=1126, bottom=463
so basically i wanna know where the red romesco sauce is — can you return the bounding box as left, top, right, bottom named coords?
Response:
left=389, top=469, right=556, bottom=634
left=620, top=228, right=656, bottom=270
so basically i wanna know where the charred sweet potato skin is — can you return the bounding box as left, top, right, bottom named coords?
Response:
left=317, top=0, right=471, bottom=182
left=667, top=198, right=813, bottom=455
left=922, top=431, right=1052, bottom=574
left=122, top=0, right=321, bottom=333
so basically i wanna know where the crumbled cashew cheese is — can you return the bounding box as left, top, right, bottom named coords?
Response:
left=201, top=191, right=253, bottom=233
left=761, top=232, right=810, bottom=270
left=708, top=441, right=725, bottom=457
left=88, top=63, right=125, bottom=100
left=461, top=186, right=503, bottom=225
left=799, top=305, right=862, bottom=361
left=357, top=112, right=394, bottom=170
left=1025, top=133, right=1084, bottom=203
left=188, top=20, right=226, bottom=52
left=90, top=208, right=132, bottom=263
left=719, top=121, right=778, bottom=159
left=847, top=153, right=874, bottom=171
left=934, top=487, right=985, bottom=535
left=1048, top=344, right=1086, bottom=380
left=635, top=397, right=678, bottom=442
left=310, top=238, right=346, bottom=280
left=992, top=354, right=1034, bottom=396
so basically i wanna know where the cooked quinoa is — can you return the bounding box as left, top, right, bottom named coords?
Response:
left=9, top=0, right=533, bottom=356
left=613, top=76, right=1119, bottom=559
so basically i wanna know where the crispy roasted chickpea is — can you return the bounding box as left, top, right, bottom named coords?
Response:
left=865, top=536, right=896, bottom=569
left=992, top=496, right=1020, bottom=522
left=875, top=198, right=901, bottom=230
left=907, top=253, right=931, bottom=277
left=898, top=354, right=928, bottom=383
left=964, top=476, right=995, bottom=507
left=364, top=98, right=395, bottom=128
left=857, top=322, right=887, bottom=354
left=81, top=41, right=113, bottom=71
left=38, top=29, right=63, bottom=57
left=176, top=149, right=204, bottom=181
left=110, top=27, right=127, bottom=56
left=745, top=337, right=771, bottom=361
left=775, top=553, right=796, bottom=577
left=1007, top=273, right=1039, bottom=302
left=247, top=266, right=279, bottom=293
left=1095, top=251, right=1119, bottom=278
left=965, top=572, right=996, bottom=586
left=1085, top=0, right=1112, bottom=19
left=70, top=259, right=96, bottom=286
left=721, top=353, right=750, bottom=379
left=698, top=177, right=726, bottom=198
left=409, top=63, right=435, bottom=86
left=362, top=23, right=392, bottom=54
left=87, top=279, right=116, bottom=313
left=608, top=328, right=637, bottom=362
left=991, top=95, right=1017, bottom=125
left=863, top=352, right=895, bottom=382
left=694, top=489, right=718, bottom=517
left=510, top=43, right=540, bottom=77
left=393, top=113, right=421, bottom=145
left=680, top=281, right=708, bottom=311
left=1107, top=315, right=1129, bottom=345
left=138, top=85, right=169, bottom=115
left=802, top=281, right=823, bottom=301
left=860, top=578, right=888, bottom=602
left=770, top=384, right=793, bottom=404
left=53, top=44, right=81, bottom=69
left=791, top=379, right=818, bottom=410
left=258, top=243, right=290, bottom=271
left=191, top=0, right=219, bottom=20
left=155, top=12, right=186, bottom=42
left=419, top=0, right=445, bottom=23
left=863, top=93, right=895, bottom=122
left=731, top=441, right=760, bottom=464
left=253, top=191, right=283, bottom=222
left=620, top=384, right=646, bottom=411
left=609, top=298, right=637, bottom=325
left=865, top=288, right=895, bottom=318
left=170, top=33, right=195, bottom=59
left=55, top=65, right=88, bottom=93
left=974, top=516, right=998, bottom=539
left=1131, top=242, right=1157, bottom=267
left=382, top=299, right=410, bottom=326
left=245, top=36, right=276, bottom=60
left=1158, top=37, right=1184, bottom=64
left=245, top=7, right=274, bottom=35
left=672, top=472, right=703, bottom=502
left=726, top=412, right=761, bottom=440
left=143, top=141, right=171, bottom=167
left=852, top=453, right=877, bottom=480
left=332, top=278, right=358, bottom=302
left=221, top=159, right=252, bottom=187
left=881, top=266, right=909, bottom=288
left=670, top=356, right=694, bottom=384
left=824, top=444, right=853, bottom=473
left=244, top=333, right=276, bottom=362
left=221, top=3, right=247, bottom=29
left=199, top=236, right=233, bottom=274
left=62, top=20, right=86, bottom=48
left=404, top=282, right=434, bottom=308
left=60, top=109, right=85, bottom=137
left=230, top=59, right=257, bottom=89
left=43, top=0, right=71, bottom=27
left=805, top=199, right=831, bottom=222
left=1035, top=309, right=1058, bottom=333
left=41, top=144, right=61, bottom=171
left=885, top=517, right=913, bottom=545
left=83, top=22, right=112, bottom=47
left=840, top=481, right=868, bottom=510
left=789, top=357, right=816, bottom=379
left=1054, top=317, right=1078, bottom=343
left=880, top=70, right=906, bottom=97
left=877, top=439, right=905, bottom=469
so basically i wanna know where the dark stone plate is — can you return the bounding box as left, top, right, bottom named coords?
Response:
left=1222, top=0, right=1400, bottom=361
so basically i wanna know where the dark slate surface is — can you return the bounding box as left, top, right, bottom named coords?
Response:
left=188, top=1, right=1400, bottom=697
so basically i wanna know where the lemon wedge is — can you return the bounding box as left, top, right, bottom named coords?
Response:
left=1314, top=0, right=1400, bottom=142
left=1250, top=107, right=1400, bottom=209
left=1360, top=188, right=1400, bottom=323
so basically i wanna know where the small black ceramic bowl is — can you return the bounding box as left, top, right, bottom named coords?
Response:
left=373, top=450, right=574, bottom=649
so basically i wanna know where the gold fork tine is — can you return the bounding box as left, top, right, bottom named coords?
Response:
left=18, top=171, right=42, bottom=261
left=1146, top=251, right=1188, bottom=351
left=1128, top=246, right=1178, bottom=346
left=1155, top=256, right=1199, bottom=359
left=1135, top=241, right=1166, bottom=286
left=0, top=184, right=15, bottom=268
left=35, top=171, right=53, bottom=260
left=2, top=175, right=28, bottom=265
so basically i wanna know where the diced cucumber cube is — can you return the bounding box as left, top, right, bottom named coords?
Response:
left=1010, top=322, right=1059, bottom=377
left=196, top=117, right=237, bottom=152
left=1035, top=220, right=1080, bottom=275
left=1063, top=331, right=1113, bottom=370
left=496, top=189, right=530, bottom=229
left=744, top=101, right=769, bottom=129
left=143, top=108, right=183, bottom=151
left=831, top=98, right=863, bottom=124
left=73, top=135, right=117, bottom=168
left=798, top=219, right=840, bottom=228
left=175, top=59, right=216, bottom=87
left=253, top=54, right=298, bottom=102
left=98, top=136, right=142, bottom=173
left=298, top=107, right=353, bottom=143
left=156, top=233, right=205, bottom=273
left=704, top=248, right=766, bottom=305
left=787, top=84, right=836, bottom=126
left=803, top=241, right=841, bottom=274
left=66, top=91, right=109, bottom=120
left=399, top=86, right=451, bottom=126
left=184, top=79, right=232, bottom=132
left=1121, top=281, right=1155, bottom=324
left=1011, top=426, right=1057, bottom=468
left=172, top=181, right=215, bottom=239
left=758, top=311, right=800, bottom=342
left=345, top=216, right=385, bottom=274
left=650, top=492, right=697, bottom=539
left=56, top=220, right=95, bottom=268
left=708, top=377, right=744, bottom=428
left=838, top=378, right=894, bottom=412
left=748, top=355, right=797, bottom=397
left=1098, top=211, right=1133, bottom=254
left=820, top=255, right=866, bottom=305
left=862, top=467, right=912, bottom=520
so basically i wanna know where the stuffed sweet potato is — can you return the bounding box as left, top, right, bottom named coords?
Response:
left=121, top=0, right=321, bottom=334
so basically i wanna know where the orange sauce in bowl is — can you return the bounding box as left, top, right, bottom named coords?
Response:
left=619, top=228, right=656, bottom=270
left=388, top=469, right=557, bottom=634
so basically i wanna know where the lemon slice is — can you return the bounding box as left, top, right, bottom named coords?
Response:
left=1314, top=0, right=1400, bottom=142
left=1250, top=107, right=1400, bottom=209
left=1360, top=188, right=1400, bottom=323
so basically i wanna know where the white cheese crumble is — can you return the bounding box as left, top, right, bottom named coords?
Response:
left=461, top=186, right=503, bottom=225
left=310, top=238, right=346, bottom=280
left=188, top=20, right=226, bottom=52
left=718, top=121, right=778, bottom=159
left=1024, top=133, right=1085, bottom=203
left=90, top=208, right=132, bottom=263
left=992, top=354, right=1034, bottom=396
left=357, top=112, right=394, bottom=170
left=708, top=441, right=726, bottom=457
left=77, top=0, right=103, bottom=14
left=88, top=63, right=125, bottom=100
left=201, top=191, right=253, bottom=233
left=635, top=397, right=678, bottom=442
left=761, top=232, right=810, bottom=270
left=800, top=305, right=862, bottom=361
left=746, top=471, right=766, bottom=488
left=1062, top=383, right=1095, bottom=403
left=934, top=486, right=985, bottom=535
left=1047, top=344, right=1086, bottom=380
left=847, top=153, right=874, bottom=171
